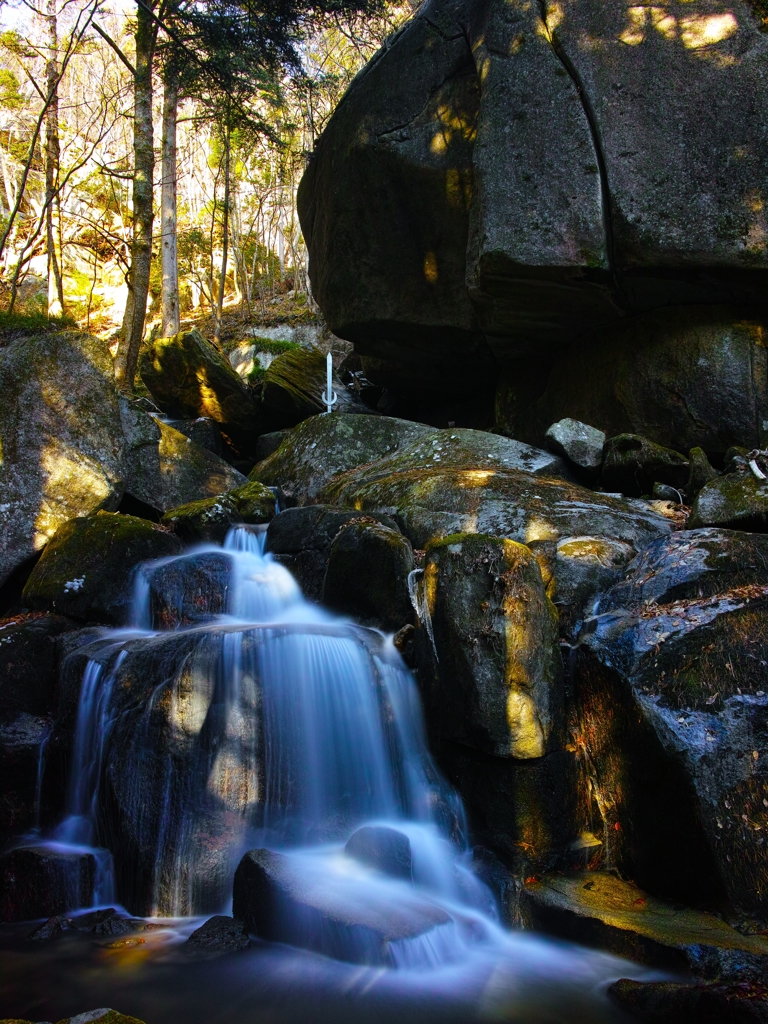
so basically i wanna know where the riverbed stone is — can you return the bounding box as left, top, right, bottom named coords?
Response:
left=601, top=434, right=689, bottom=497
left=0, top=845, right=95, bottom=922
left=690, top=466, right=768, bottom=532
left=139, top=328, right=260, bottom=448
left=574, top=529, right=768, bottom=920
left=119, top=401, right=246, bottom=514
left=139, top=552, right=233, bottom=629
left=22, top=512, right=182, bottom=625
left=608, top=978, right=768, bottom=1023
left=265, top=505, right=401, bottom=601
left=321, top=521, right=414, bottom=631
left=421, top=534, right=561, bottom=759
left=520, top=872, right=768, bottom=980
left=160, top=481, right=276, bottom=544
left=251, top=413, right=431, bottom=503
left=344, top=826, right=413, bottom=881
left=0, top=331, right=125, bottom=589
left=233, top=847, right=450, bottom=964
left=544, top=419, right=605, bottom=478
left=185, top=915, right=249, bottom=954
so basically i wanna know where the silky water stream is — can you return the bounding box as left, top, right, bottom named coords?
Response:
left=0, top=526, right=658, bottom=1023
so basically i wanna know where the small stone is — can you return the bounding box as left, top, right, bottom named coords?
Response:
left=27, top=914, right=69, bottom=940
left=184, top=915, right=249, bottom=954
left=345, top=826, right=413, bottom=881
left=544, top=418, right=605, bottom=477
left=652, top=482, right=683, bottom=503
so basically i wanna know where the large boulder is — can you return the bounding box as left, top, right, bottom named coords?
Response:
left=0, top=331, right=125, bottom=588
left=601, top=434, right=689, bottom=497
left=251, top=413, right=431, bottom=503
left=298, top=0, right=768, bottom=397
left=265, top=505, right=402, bottom=601
left=138, top=329, right=260, bottom=448
left=419, top=534, right=561, bottom=759
left=690, top=463, right=768, bottom=531
left=0, top=845, right=95, bottom=922
left=232, top=847, right=451, bottom=964
left=575, top=529, right=768, bottom=920
left=0, top=613, right=76, bottom=718
left=22, top=512, right=182, bottom=625
left=261, top=347, right=364, bottom=430
left=119, top=401, right=246, bottom=513
left=321, top=521, right=414, bottom=631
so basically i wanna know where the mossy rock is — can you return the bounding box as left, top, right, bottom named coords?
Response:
left=261, top=346, right=328, bottom=428
left=422, top=533, right=561, bottom=759
left=690, top=468, right=768, bottom=531
left=602, top=433, right=688, bottom=497
left=22, top=511, right=182, bottom=624
left=161, top=481, right=276, bottom=543
left=321, top=521, right=414, bottom=631
left=139, top=328, right=260, bottom=446
left=251, top=413, right=431, bottom=502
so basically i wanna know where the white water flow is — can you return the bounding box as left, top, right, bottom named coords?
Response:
left=41, top=524, right=657, bottom=1002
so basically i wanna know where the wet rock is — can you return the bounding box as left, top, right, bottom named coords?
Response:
left=0, top=331, right=125, bottom=588
left=528, top=309, right=768, bottom=456
left=162, top=416, right=223, bottom=457
left=0, top=714, right=50, bottom=844
left=22, top=512, right=182, bottom=625
left=322, top=521, right=414, bottom=631
left=547, top=536, right=635, bottom=625
left=57, top=1012, right=146, bottom=1024
left=27, top=913, right=69, bottom=940
left=185, top=915, right=249, bottom=953
left=253, top=430, right=290, bottom=463
left=265, top=506, right=400, bottom=601
left=119, top=401, right=246, bottom=514
left=345, top=826, right=412, bottom=881
left=233, top=847, right=450, bottom=964
left=471, top=847, right=522, bottom=928
left=602, top=435, right=688, bottom=497
left=252, top=413, right=431, bottom=503
left=544, top=419, right=605, bottom=479
left=0, top=846, right=95, bottom=922
left=687, top=447, right=720, bottom=498
left=690, top=467, right=768, bottom=532
left=0, top=614, right=76, bottom=717
left=323, top=459, right=670, bottom=576
left=520, top=872, right=768, bottom=981
left=139, top=329, right=260, bottom=449
left=69, top=908, right=119, bottom=931
left=608, top=978, right=768, bottom=1023
left=575, top=529, right=768, bottom=919
left=160, top=481, right=276, bottom=544
left=421, top=534, right=561, bottom=759
left=140, top=551, right=233, bottom=629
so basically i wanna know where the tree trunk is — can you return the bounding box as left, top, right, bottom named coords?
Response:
left=44, top=0, right=64, bottom=316
left=213, top=119, right=230, bottom=347
left=160, top=74, right=179, bottom=337
left=116, top=0, right=155, bottom=390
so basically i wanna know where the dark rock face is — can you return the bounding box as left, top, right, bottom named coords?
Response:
left=253, top=430, right=291, bottom=463
left=140, top=552, right=233, bottom=629
left=22, top=513, right=182, bottom=625
left=0, top=614, right=75, bottom=718
left=185, top=915, right=250, bottom=953
left=602, top=434, right=688, bottom=497
left=0, top=846, right=95, bottom=922
left=345, top=826, right=413, bottom=881
left=609, top=978, right=768, bottom=1024
left=139, top=329, right=260, bottom=447
left=0, top=331, right=125, bottom=588
left=233, top=847, right=450, bottom=964
left=163, top=417, right=223, bottom=456
left=0, top=714, right=50, bottom=845
left=298, top=0, right=768, bottom=399
left=525, top=308, right=768, bottom=455
left=420, top=534, right=562, bottom=759
left=261, top=348, right=365, bottom=430
left=321, top=522, right=414, bottom=631
left=265, top=506, right=401, bottom=602
left=575, top=529, right=768, bottom=920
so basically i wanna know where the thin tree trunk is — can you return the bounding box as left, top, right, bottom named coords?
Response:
left=160, top=74, right=179, bottom=337
left=116, top=0, right=155, bottom=390
left=213, top=117, right=230, bottom=347
left=45, top=0, right=64, bottom=316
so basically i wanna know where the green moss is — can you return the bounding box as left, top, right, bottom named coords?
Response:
left=251, top=336, right=299, bottom=355
left=56, top=1014, right=147, bottom=1024
left=0, top=309, right=77, bottom=343
left=161, top=480, right=276, bottom=542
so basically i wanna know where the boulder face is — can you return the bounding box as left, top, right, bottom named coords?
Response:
left=298, top=0, right=768, bottom=402
left=0, top=331, right=125, bottom=588
left=575, top=529, right=768, bottom=920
